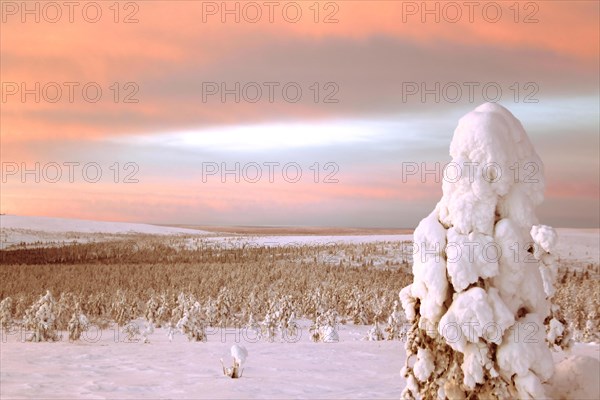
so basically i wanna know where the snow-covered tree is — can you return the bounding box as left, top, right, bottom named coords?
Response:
left=24, top=290, right=59, bottom=342
left=215, top=287, right=233, bottom=327
left=111, top=290, right=132, bottom=326
left=170, top=292, right=187, bottom=323
left=367, top=296, right=385, bottom=341
left=262, top=310, right=277, bottom=342
left=245, top=312, right=262, bottom=340
left=142, top=321, right=154, bottom=343
left=0, top=297, right=13, bottom=331
left=123, top=322, right=140, bottom=342
left=155, top=294, right=171, bottom=327
left=67, top=302, right=89, bottom=341
left=385, top=300, right=405, bottom=340
left=346, top=289, right=368, bottom=325
left=273, top=295, right=297, bottom=340
left=145, top=295, right=159, bottom=325
left=581, top=310, right=599, bottom=343
left=400, top=103, right=570, bottom=399
left=366, top=321, right=385, bottom=341
left=176, top=300, right=206, bottom=342
left=204, top=296, right=218, bottom=326
left=310, top=309, right=339, bottom=343
left=284, top=311, right=299, bottom=340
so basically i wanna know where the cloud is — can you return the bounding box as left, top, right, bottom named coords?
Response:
left=1, top=1, right=598, bottom=227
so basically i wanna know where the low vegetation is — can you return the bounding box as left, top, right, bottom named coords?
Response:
left=0, top=239, right=596, bottom=343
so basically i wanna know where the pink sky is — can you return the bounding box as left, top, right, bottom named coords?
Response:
left=1, top=1, right=598, bottom=227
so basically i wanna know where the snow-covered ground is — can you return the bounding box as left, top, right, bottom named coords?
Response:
left=0, top=321, right=597, bottom=399
left=201, top=234, right=412, bottom=247
left=0, top=321, right=404, bottom=399
left=0, top=215, right=211, bottom=249
left=554, top=228, right=600, bottom=266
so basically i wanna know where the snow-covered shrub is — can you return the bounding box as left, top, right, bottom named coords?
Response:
left=400, top=103, right=570, bottom=399
left=222, top=344, right=248, bottom=378
left=346, top=289, right=369, bottom=325
left=24, top=290, right=59, bottom=342
left=204, top=296, right=218, bottom=326
left=0, top=297, right=13, bottom=331
left=144, top=294, right=170, bottom=329
left=145, top=295, right=159, bottom=324
left=170, top=292, right=187, bottom=323
left=366, top=321, right=385, bottom=341
left=67, top=302, right=88, bottom=341
left=385, top=300, right=405, bottom=340
left=283, top=311, right=299, bottom=339
left=142, top=321, right=154, bottom=343
left=583, top=311, right=599, bottom=342
left=111, top=290, right=133, bottom=326
left=262, top=310, right=277, bottom=342
left=310, top=309, right=339, bottom=343
left=271, top=295, right=297, bottom=340
left=215, top=287, right=233, bottom=327
left=245, top=312, right=262, bottom=340
left=176, top=300, right=206, bottom=342
left=155, top=294, right=171, bottom=327
left=123, top=322, right=140, bottom=342
left=56, top=292, right=77, bottom=330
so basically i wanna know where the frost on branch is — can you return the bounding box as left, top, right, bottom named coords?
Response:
left=400, top=103, right=570, bottom=399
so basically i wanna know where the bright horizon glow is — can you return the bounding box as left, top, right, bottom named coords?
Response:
left=121, top=120, right=380, bottom=152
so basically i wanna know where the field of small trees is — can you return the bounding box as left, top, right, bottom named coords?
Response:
left=0, top=237, right=597, bottom=343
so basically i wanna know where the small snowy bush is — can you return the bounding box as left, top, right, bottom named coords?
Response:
left=310, top=309, right=339, bottom=343
left=24, top=290, right=59, bottom=342
left=222, top=344, right=248, bottom=378
left=385, top=300, right=405, bottom=340
left=0, top=297, right=13, bottom=331
left=67, top=303, right=88, bottom=341
left=366, top=321, right=385, bottom=341
left=262, top=310, right=277, bottom=342
left=111, top=290, right=133, bottom=326
left=176, top=300, right=206, bottom=342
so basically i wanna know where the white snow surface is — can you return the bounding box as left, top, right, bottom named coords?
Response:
left=0, top=215, right=210, bottom=249
left=203, top=234, right=412, bottom=247
left=0, top=321, right=404, bottom=399
left=553, top=228, right=599, bottom=266
left=546, top=354, right=600, bottom=400
left=0, top=322, right=597, bottom=399
left=1, top=215, right=207, bottom=235
left=231, top=344, right=248, bottom=366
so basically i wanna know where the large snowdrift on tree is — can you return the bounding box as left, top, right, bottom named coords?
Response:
left=401, top=103, right=576, bottom=399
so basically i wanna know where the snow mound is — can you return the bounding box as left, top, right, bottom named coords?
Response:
left=231, top=344, right=248, bottom=366
left=547, top=356, right=600, bottom=400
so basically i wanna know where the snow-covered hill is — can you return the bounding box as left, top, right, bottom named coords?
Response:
left=0, top=215, right=210, bottom=249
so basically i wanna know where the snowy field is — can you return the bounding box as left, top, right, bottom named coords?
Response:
left=1, top=215, right=596, bottom=265
left=0, top=215, right=211, bottom=249
left=1, top=321, right=598, bottom=400
left=0, top=321, right=404, bottom=399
